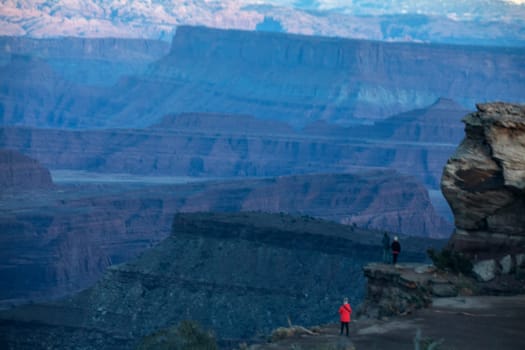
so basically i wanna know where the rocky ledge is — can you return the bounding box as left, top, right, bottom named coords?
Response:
left=360, top=102, right=525, bottom=318
left=359, top=261, right=525, bottom=318
left=441, top=102, right=525, bottom=281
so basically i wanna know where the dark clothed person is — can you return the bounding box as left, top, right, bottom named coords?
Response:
left=391, top=236, right=401, bottom=265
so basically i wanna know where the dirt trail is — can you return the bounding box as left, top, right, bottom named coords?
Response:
left=249, top=295, right=525, bottom=350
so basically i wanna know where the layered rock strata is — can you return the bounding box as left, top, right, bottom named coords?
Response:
left=1, top=27, right=524, bottom=128
left=441, top=103, right=525, bottom=264
left=0, top=98, right=467, bottom=189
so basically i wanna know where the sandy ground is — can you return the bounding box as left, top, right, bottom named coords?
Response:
left=250, top=295, right=525, bottom=350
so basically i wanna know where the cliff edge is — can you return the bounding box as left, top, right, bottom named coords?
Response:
left=359, top=102, right=525, bottom=319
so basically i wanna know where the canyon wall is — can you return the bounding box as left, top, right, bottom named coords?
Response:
left=107, top=26, right=525, bottom=127
left=0, top=98, right=466, bottom=189
left=1, top=27, right=523, bottom=128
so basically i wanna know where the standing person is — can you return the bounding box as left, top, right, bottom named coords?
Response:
left=382, top=232, right=391, bottom=263
left=391, top=236, right=401, bottom=265
left=338, top=297, right=352, bottom=336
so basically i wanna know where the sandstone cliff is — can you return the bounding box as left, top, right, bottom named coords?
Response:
left=0, top=149, right=53, bottom=192
left=120, top=26, right=524, bottom=127
left=441, top=103, right=525, bottom=261
left=1, top=27, right=524, bottom=128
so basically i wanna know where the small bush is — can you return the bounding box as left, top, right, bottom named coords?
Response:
left=427, top=248, right=473, bottom=275
left=137, top=320, right=218, bottom=350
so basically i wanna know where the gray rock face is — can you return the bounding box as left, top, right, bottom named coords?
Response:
left=472, top=260, right=498, bottom=282
left=517, top=254, right=525, bottom=268
left=499, top=255, right=513, bottom=275
left=0, top=149, right=53, bottom=192
left=441, top=103, right=525, bottom=259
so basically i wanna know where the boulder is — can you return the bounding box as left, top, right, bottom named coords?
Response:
left=516, top=253, right=525, bottom=268
left=499, top=255, right=513, bottom=275
left=472, top=259, right=498, bottom=282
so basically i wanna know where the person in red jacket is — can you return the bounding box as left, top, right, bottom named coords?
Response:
left=338, top=297, right=352, bottom=336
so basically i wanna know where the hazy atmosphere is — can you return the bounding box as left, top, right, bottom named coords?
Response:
left=1, top=1, right=524, bottom=349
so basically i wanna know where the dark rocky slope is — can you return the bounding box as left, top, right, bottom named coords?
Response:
left=0, top=170, right=449, bottom=306
left=0, top=149, right=53, bottom=192
left=0, top=212, right=444, bottom=349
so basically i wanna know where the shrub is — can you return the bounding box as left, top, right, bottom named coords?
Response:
left=137, top=320, right=218, bottom=350
left=427, top=248, right=473, bottom=275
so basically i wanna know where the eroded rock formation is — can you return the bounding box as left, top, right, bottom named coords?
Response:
left=0, top=149, right=53, bottom=192
left=441, top=103, right=525, bottom=260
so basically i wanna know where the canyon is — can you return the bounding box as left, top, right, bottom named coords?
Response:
left=0, top=212, right=445, bottom=349
left=0, top=155, right=450, bottom=307
left=1, top=26, right=524, bottom=129
left=1, top=24, right=523, bottom=350
left=0, top=95, right=522, bottom=348
left=0, top=98, right=466, bottom=191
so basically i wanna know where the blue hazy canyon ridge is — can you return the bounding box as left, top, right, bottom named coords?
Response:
left=0, top=1, right=524, bottom=348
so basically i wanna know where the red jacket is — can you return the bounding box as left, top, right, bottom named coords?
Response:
left=339, top=303, right=352, bottom=322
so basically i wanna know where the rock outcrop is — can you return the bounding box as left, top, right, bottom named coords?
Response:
left=0, top=149, right=53, bottom=192
left=360, top=258, right=525, bottom=319
left=360, top=263, right=458, bottom=318
left=441, top=102, right=525, bottom=262
left=359, top=102, right=525, bottom=319
left=0, top=212, right=441, bottom=349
